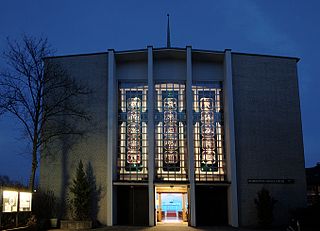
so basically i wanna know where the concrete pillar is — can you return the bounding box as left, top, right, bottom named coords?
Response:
left=147, top=46, right=155, bottom=226
left=186, top=46, right=196, bottom=226
left=224, top=49, right=239, bottom=227
left=107, top=49, right=116, bottom=226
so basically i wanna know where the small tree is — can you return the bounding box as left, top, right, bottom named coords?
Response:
left=69, top=160, right=92, bottom=220
left=254, top=187, right=277, bottom=227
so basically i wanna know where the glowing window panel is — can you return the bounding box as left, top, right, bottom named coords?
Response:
left=193, top=82, right=226, bottom=182
left=118, top=83, right=148, bottom=181
left=199, top=97, right=217, bottom=171
left=163, top=96, right=179, bottom=168
left=127, top=97, right=141, bottom=165
left=155, top=83, right=187, bottom=181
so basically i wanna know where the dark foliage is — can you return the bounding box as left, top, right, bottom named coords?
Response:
left=31, top=190, right=60, bottom=230
left=32, top=190, right=59, bottom=219
left=69, top=160, right=92, bottom=220
left=254, top=187, right=277, bottom=227
left=86, top=162, right=102, bottom=226
left=289, top=203, right=320, bottom=229
left=0, top=212, right=31, bottom=230
left=0, top=175, right=25, bottom=188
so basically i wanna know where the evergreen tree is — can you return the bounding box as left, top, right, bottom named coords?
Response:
left=70, top=160, right=92, bottom=220
left=254, top=187, right=277, bottom=227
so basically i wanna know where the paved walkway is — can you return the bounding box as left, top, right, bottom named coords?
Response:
left=50, top=225, right=286, bottom=231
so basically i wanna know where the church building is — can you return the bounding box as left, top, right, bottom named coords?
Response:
left=40, top=43, right=306, bottom=227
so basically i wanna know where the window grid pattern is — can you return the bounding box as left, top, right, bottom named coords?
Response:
left=193, top=83, right=226, bottom=181
left=118, top=83, right=148, bottom=181
left=155, top=83, right=187, bottom=181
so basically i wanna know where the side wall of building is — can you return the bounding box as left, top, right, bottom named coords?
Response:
left=39, top=53, right=109, bottom=224
left=232, top=54, right=307, bottom=226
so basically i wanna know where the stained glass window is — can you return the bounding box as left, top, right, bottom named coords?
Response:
left=118, top=83, right=148, bottom=181
left=193, top=82, right=226, bottom=181
left=155, top=83, right=187, bottom=181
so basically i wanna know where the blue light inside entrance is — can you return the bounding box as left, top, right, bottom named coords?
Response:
left=161, top=193, right=183, bottom=212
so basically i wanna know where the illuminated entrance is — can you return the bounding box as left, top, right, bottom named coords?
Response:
left=155, top=185, right=188, bottom=225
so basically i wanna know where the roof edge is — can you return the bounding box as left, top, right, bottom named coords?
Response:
left=43, top=47, right=300, bottom=62
left=43, top=51, right=108, bottom=60
left=232, top=51, right=300, bottom=62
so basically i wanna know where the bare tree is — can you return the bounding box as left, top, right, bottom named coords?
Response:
left=0, top=35, right=91, bottom=191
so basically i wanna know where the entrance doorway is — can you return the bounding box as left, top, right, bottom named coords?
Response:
left=116, top=185, right=149, bottom=225
left=155, top=185, right=188, bottom=225
left=195, top=186, right=228, bottom=226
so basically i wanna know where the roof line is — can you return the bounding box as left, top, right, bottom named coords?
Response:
left=43, top=51, right=107, bottom=60
left=232, top=51, right=300, bottom=62
left=43, top=47, right=300, bottom=62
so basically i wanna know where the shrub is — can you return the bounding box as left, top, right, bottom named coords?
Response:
left=254, top=187, right=277, bottom=227
left=33, top=190, right=58, bottom=219
left=32, top=190, right=60, bottom=229
left=290, top=205, right=320, bottom=228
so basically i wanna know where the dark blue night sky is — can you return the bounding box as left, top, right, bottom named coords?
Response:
left=1, top=0, right=319, bottom=183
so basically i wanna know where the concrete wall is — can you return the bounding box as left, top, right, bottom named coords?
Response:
left=193, top=60, right=223, bottom=81
left=232, top=54, right=306, bottom=226
left=154, top=58, right=186, bottom=81
left=117, top=60, right=147, bottom=80
left=39, top=53, right=108, bottom=224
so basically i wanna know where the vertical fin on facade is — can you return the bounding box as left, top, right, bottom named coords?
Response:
left=167, top=14, right=171, bottom=48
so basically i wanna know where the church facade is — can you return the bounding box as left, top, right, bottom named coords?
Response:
left=40, top=46, right=306, bottom=227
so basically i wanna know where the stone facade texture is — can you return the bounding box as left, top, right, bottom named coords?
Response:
left=232, top=54, right=306, bottom=226
left=39, top=53, right=109, bottom=224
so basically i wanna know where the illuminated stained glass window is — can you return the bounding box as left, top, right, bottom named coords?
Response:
left=118, top=83, right=148, bottom=181
left=193, top=82, right=226, bottom=181
left=155, top=83, right=187, bottom=181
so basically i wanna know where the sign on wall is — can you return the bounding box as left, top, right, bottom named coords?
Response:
left=248, top=179, right=295, bottom=184
left=1, top=190, right=32, bottom=212
left=19, top=192, right=32, bottom=212
left=2, top=190, right=18, bottom=212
